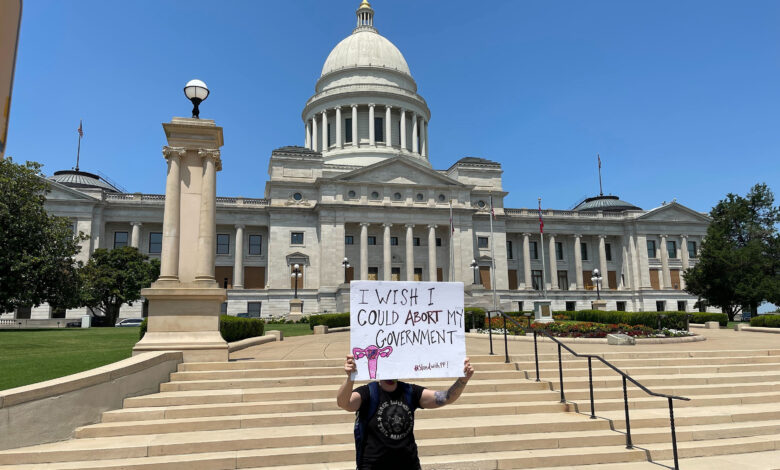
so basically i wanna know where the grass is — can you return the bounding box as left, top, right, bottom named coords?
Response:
left=0, top=328, right=140, bottom=391
left=264, top=323, right=313, bottom=337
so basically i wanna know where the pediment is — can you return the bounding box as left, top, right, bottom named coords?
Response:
left=637, top=202, right=710, bottom=223
left=44, top=179, right=99, bottom=202
left=332, top=157, right=463, bottom=187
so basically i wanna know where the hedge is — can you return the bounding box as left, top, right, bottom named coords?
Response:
left=309, top=312, right=350, bottom=330
left=750, top=315, right=780, bottom=328
left=554, top=310, right=694, bottom=330
left=139, top=315, right=265, bottom=342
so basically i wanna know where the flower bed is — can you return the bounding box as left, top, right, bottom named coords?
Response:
left=531, top=321, right=692, bottom=338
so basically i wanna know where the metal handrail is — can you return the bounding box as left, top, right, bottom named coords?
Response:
left=484, top=309, right=689, bottom=470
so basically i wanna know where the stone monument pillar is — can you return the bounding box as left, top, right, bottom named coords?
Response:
left=133, top=117, right=229, bottom=362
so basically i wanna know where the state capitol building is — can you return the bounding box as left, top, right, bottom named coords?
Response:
left=8, top=1, right=714, bottom=321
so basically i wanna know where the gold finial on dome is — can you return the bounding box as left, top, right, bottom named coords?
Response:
left=359, top=0, right=372, bottom=9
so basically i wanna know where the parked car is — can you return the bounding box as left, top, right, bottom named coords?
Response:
left=115, top=318, right=144, bottom=327
left=66, top=320, right=81, bottom=328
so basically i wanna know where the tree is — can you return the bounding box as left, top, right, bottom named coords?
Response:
left=0, top=158, right=86, bottom=313
left=80, top=247, right=160, bottom=325
left=684, top=183, right=780, bottom=320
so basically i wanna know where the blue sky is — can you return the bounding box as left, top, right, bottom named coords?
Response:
left=5, top=0, right=779, bottom=213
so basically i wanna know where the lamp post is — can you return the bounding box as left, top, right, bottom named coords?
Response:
left=470, top=259, right=479, bottom=285
left=591, top=268, right=603, bottom=300
left=342, top=257, right=350, bottom=283
left=290, top=263, right=302, bottom=299
left=183, top=79, right=210, bottom=119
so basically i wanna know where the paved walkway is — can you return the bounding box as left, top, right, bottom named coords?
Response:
left=231, top=326, right=780, bottom=361
left=230, top=327, right=780, bottom=468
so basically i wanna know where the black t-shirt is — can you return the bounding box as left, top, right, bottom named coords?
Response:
left=355, top=381, right=426, bottom=470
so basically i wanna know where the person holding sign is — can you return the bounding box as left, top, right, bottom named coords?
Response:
left=337, top=355, right=475, bottom=470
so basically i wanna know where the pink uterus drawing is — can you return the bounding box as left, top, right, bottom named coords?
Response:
left=353, top=345, right=393, bottom=379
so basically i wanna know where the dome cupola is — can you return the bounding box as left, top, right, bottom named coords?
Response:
left=301, top=1, right=431, bottom=167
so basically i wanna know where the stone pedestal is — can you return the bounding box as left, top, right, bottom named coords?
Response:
left=288, top=299, right=303, bottom=321
left=131, top=116, right=228, bottom=362
left=591, top=300, right=607, bottom=311
left=133, top=286, right=228, bottom=362
left=534, top=301, right=553, bottom=324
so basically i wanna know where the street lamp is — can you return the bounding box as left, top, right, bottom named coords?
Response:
left=290, top=263, right=302, bottom=299
left=470, top=259, right=479, bottom=285
left=591, top=268, right=603, bottom=300
left=342, top=257, right=350, bottom=283
left=183, top=79, right=209, bottom=119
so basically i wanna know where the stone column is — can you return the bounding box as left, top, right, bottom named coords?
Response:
left=548, top=234, right=558, bottom=289
left=680, top=234, right=689, bottom=290
left=383, top=223, right=392, bottom=280
left=405, top=224, right=414, bottom=281
left=522, top=233, right=531, bottom=289
left=428, top=224, right=437, bottom=281
left=195, top=150, right=219, bottom=283
left=385, top=106, right=392, bottom=147
left=360, top=223, right=369, bottom=280
left=130, top=222, right=142, bottom=249
left=400, top=109, right=407, bottom=150
left=620, top=240, right=629, bottom=290
left=412, top=112, right=419, bottom=153
left=335, top=106, right=343, bottom=149
left=352, top=104, right=359, bottom=147
left=312, top=115, right=318, bottom=152
left=636, top=235, right=652, bottom=289
left=368, top=103, right=376, bottom=146
left=573, top=234, right=583, bottom=289
left=233, top=225, right=244, bottom=289
left=305, top=120, right=311, bottom=149
left=321, top=111, right=328, bottom=150
left=598, top=235, right=609, bottom=289
left=660, top=234, right=670, bottom=289
left=159, top=146, right=184, bottom=281
left=421, top=120, right=427, bottom=157
left=628, top=233, right=641, bottom=289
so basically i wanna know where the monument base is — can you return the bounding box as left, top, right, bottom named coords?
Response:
left=591, top=300, right=607, bottom=311
left=534, top=300, right=554, bottom=324
left=288, top=299, right=303, bottom=321
left=133, top=284, right=228, bottom=363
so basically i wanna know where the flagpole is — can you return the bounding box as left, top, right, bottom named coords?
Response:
left=598, top=153, right=603, bottom=196
left=490, top=194, right=497, bottom=312
left=539, top=197, right=547, bottom=299
left=75, top=120, right=83, bottom=171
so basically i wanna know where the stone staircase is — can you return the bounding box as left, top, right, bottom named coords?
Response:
left=1, top=349, right=779, bottom=469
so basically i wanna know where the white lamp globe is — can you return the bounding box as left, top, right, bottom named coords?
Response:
left=183, top=79, right=209, bottom=118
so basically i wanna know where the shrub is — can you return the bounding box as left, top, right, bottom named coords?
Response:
left=139, top=315, right=264, bottom=342
left=689, top=312, right=728, bottom=327
left=309, top=312, right=350, bottom=330
left=482, top=316, right=526, bottom=335
left=464, top=308, right=485, bottom=331
left=750, top=315, right=780, bottom=328
left=531, top=321, right=655, bottom=338
left=139, top=318, right=147, bottom=340
left=220, top=315, right=265, bottom=342
left=556, top=310, right=690, bottom=330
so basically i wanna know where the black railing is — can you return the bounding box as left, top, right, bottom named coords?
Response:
left=484, top=310, right=690, bottom=470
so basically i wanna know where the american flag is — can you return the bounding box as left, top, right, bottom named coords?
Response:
left=538, top=198, right=544, bottom=234
left=490, top=195, right=495, bottom=220
left=78, top=120, right=84, bottom=138
left=598, top=153, right=601, bottom=169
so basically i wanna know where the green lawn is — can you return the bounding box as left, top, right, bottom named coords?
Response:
left=0, top=328, right=140, bottom=391
left=264, top=323, right=313, bottom=337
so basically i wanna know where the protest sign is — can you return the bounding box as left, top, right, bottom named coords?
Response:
left=350, top=281, right=465, bottom=381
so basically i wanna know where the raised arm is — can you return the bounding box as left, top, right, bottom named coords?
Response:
left=336, top=354, right=363, bottom=412
left=420, top=357, right=474, bottom=409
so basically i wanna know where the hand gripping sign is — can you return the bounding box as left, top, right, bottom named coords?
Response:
left=350, top=281, right=465, bottom=381
left=352, top=345, right=393, bottom=379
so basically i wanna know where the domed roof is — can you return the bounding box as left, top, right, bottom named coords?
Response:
left=573, top=195, right=641, bottom=212
left=321, top=30, right=411, bottom=78
left=50, top=170, right=120, bottom=193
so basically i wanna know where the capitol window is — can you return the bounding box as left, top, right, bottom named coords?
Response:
left=438, top=194, right=446, bottom=202
left=217, top=234, right=230, bottom=254
left=114, top=231, right=128, bottom=249
left=375, top=117, right=384, bottom=142
left=478, top=237, right=489, bottom=248
left=416, top=193, right=424, bottom=201
left=149, top=232, right=162, bottom=254
left=291, top=232, right=304, bottom=245
left=345, top=118, right=353, bottom=143
left=391, top=236, right=398, bottom=245
left=249, top=235, right=262, bottom=255
left=293, top=192, right=303, bottom=201
left=370, top=191, right=380, bottom=199
left=348, top=190, right=357, bottom=199
left=394, top=192, right=402, bottom=200
left=368, top=236, right=377, bottom=245
left=477, top=200, right=486, bottom=208
left=345, top=235, right=354, bottom=245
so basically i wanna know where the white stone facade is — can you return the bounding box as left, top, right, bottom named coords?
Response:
left=5, top=2, right=716, bottom=320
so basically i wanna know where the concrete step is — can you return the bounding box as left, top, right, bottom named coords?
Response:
left=564, top=390, right=780, bottom=414
left=512, top=354, right=780, bottom=369
left=528, top=362, right=780, bottom=378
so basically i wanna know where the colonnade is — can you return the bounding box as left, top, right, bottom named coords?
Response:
left=304, top=104, right=428, bottom=157
left=511, top=232, right=694, bottom=292
left=349, top=222, right=438, bottom=281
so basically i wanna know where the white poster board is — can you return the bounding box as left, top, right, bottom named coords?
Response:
left=350, top=281, right=465, bottom=381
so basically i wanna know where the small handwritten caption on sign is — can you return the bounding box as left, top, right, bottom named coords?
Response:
left=350, top=281, right=465, bottom=381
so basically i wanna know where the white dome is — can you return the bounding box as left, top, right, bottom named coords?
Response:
left=321, top=30, right=411, bottom=78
